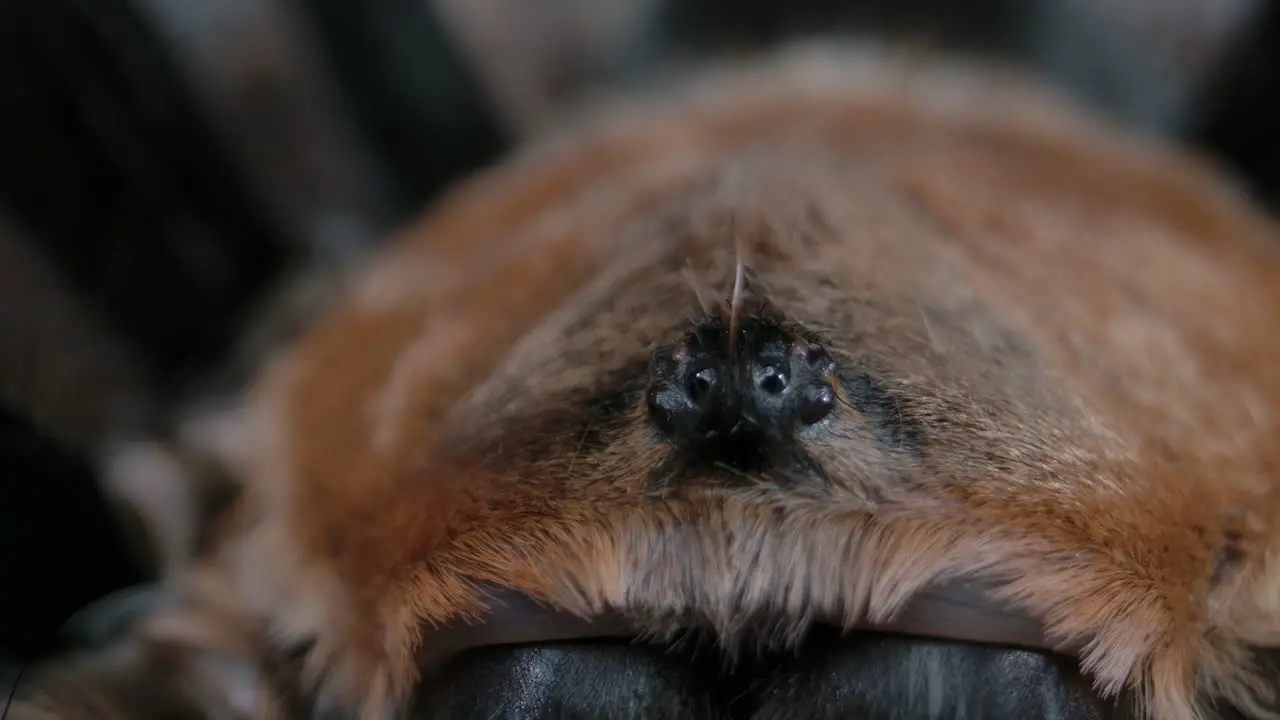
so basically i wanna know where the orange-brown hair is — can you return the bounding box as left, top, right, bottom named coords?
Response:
left=17, top=43, right=1280, bottom=719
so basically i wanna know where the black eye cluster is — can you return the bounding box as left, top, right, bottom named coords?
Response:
left=647, top=317, right=837, bottom=444
left=644, top=317, right=838, bottom=492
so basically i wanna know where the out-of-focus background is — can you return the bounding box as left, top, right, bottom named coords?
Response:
left=0, top=0, right=1277, bottom=681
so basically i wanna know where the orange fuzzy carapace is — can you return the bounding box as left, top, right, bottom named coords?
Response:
left=18, top=44, right=1280, bottom=720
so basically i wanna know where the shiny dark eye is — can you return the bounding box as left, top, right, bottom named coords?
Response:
left=688, top=367, right=718, bottom=404
left=757, top=366, right=788, bottom=395
left=799, top=385, right=835, bottom=426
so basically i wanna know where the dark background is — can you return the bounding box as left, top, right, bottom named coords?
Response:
left=0, top=0, right=1276, bottom=666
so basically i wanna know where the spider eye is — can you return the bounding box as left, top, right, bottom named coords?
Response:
left=689, top=367, right=719, bottom=405
left=798, top=385, right=835, bottom=426
left=756, top=366, right=788, bottom=396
